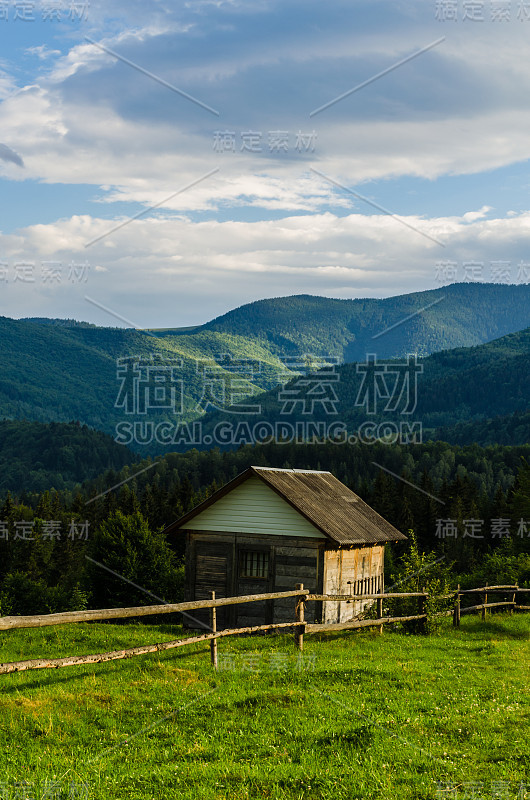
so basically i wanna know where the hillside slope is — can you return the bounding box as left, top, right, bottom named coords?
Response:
left=199, top=282, right=530, bottom=360
left=0, top=420, right=135, bottom=493
left=0, top=317, right=284, bottom=435
left=1, top=283, right=528, bottom=446
left=198, top=326, right=530, bottom=447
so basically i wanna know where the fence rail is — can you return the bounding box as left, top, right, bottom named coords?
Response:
left=0, top=583, right=528, bottom=674
left=451, top=584, right=530, bottom=626
left=458, top=585, right=522, bottom=593
left=307, top=592, right=426, bottom=601
left=0, top=621, right=302, bottom=675
left=306, top=613, right=426, bottom=633
left=0, top=589, right=309, bottom=631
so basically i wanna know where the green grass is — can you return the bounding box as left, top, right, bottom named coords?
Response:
left=1, top=614, right=529, bottom=799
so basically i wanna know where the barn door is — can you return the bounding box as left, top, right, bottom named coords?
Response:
left=192, top=542, right=231, bottom=629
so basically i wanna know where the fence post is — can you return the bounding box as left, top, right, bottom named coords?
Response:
left=419, top=587, right=427, bottom=634
left=377, top=596, right=383, bottom=635
left=210, top=590, right=218, bottom=670
left=295, top=583, right=304, bottom=652
left=453, top=584, right=461, bottom=628
left=482, top=583, right=488, bottom=621
left=511, top=585, right=517, bottom=615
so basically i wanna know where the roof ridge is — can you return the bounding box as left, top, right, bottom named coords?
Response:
left=251, top=466, right=332, bottom=474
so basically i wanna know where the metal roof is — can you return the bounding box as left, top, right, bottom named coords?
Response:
left=165, top=466, right=407, bottom=546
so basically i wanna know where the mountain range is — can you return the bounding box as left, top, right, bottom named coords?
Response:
left=0, top=282, right=528, bottom=455
left=196, top=282, right=530, bottom=361
left=196, top=324, right=530, bottom=446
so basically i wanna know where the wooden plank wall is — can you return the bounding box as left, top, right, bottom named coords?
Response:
left=272, top=545, right=321, bottom=624
left=187, top=533, right=385, bottom=628
left=323, top=545, right=384, bottom=623
left=187, top=532, right=323, bottom=628
left=184, top=477, right=325, bottom=538
left=188, top=539, right=232, bottom=628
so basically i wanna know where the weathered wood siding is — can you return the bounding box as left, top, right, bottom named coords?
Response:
left=185, top=535, right=384, bottom=627
left=322, top=545, right=385, bottom=623
left=187, top=538, right=233, bottom=628
left=272, top=545, right=321, bottom=624
left=185, top=531, right=324, bottom=628
left=184, top=477, right=326, bottom=538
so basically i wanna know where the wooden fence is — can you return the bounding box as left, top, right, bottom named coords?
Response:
left=0, top=583, right=528, bottom=674
left=450, top=584, right=530, bottom=626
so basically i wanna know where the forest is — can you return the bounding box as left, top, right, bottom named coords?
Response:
left=0, top=420, right=135, bottom=493
left=1, top=438, right=529, bottom=617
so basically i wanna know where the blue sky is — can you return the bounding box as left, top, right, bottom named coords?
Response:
left=1, top=0, right=530, bottom=326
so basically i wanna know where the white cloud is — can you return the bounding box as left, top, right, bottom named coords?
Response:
left=25, top=45, right=62, bottom=61
left=1, top=207, right=529, bottom=325
left=2, top=2, right=530, bottom=206
left=2, top=0, right=530, bottom=324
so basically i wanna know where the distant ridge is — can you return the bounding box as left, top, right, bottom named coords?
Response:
left=2, top=282, right=529, bottom=449
left=198, top=283, right=530, bottom=361
left=198, top=324, right=530, bottom=449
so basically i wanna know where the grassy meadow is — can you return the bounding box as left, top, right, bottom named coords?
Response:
left=0, top=613, right=529, bottom=800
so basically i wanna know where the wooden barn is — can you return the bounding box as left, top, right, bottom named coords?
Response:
left=165, top=466, right=407, bottom=628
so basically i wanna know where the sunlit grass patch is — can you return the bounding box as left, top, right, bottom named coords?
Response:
left=0, top=613, right=528, bottom=799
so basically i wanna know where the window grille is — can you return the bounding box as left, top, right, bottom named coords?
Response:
left=240, top=551, right=269, bottom=579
